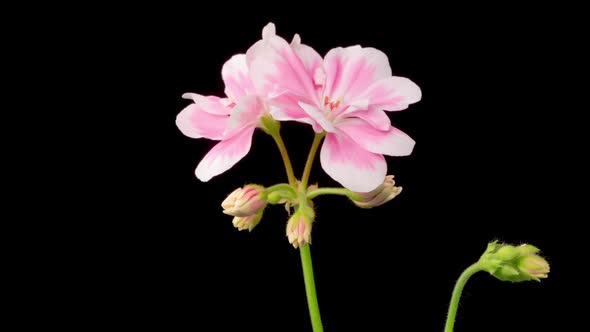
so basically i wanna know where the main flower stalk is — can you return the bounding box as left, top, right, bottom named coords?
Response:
left=300, top=244, right=324, bottom=332
left=296, top=131, right=325, bottom=331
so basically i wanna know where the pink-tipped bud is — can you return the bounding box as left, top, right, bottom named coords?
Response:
left=286, top=211, right=313, bottom=248
left=519, top=254, right=550, bottom=280
left=222, top=185, right=266, bottom=217
left=232, top=213, right=263, bottom=232
left=353, top=175, right=402, bottom=208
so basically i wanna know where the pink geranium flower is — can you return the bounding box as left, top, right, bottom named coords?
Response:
left=247, top=24, right=421, bottom=192
left=176, top=53, right=264, bottom=181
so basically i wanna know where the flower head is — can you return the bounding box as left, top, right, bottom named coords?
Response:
left=176, top=26, right=281, bottom=182
left=246, top=23, right=421, bottom=192
left=479, top=242, right=550, bottom=282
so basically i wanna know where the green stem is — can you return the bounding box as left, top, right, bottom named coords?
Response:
left=265, top=183, right=296, bottom=195
left=271, top=133, right=297, bottom=187
left=300, top=244, right=324, bottom=332
left=301, top=133, right=326, bottom=188
left=306, top=188, right=362, bottom=201
left=444, top=262, right=482, bottom=332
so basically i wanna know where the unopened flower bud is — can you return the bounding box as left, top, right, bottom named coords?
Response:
left=519, top=252, right=550, bottom=279
left=222, top=185, right=266, bottom=217
left=352, top=175, right=402, bottom=208
left=479, top=241, right=550, bottom=282
left=232, top=213, right=263, bottom=232
left=286, top=209, right=314, bottom=248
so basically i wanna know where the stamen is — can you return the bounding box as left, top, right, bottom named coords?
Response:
left=323, top=96, right=341, bottom=111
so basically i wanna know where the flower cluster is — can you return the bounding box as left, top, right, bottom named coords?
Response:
left=177, top=23, right=421, bottom=247
left=176, top=23, right=420, bottom=191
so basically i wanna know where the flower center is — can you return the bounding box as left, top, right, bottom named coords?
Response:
left=323, top=96, right=340, bottom=112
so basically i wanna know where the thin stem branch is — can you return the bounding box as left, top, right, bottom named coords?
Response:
left=444, top=262, right=482, bottom=332
left=301, top=133, right=325, bottom=188
left=271, top=133, right=297, bottom=187
left=265, top=183, right=296, bottom=195
left=306, top=187, right=362, bottom=201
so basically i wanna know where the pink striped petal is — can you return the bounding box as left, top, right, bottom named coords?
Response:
left=349, top=109, right=391, bottom=131
left=222, top=54, right=255, bottom=102
left=356, top=76, right=422, bottom=112
left=323, top=46, right=392, bottom=105
left=182, top=93, right=231, bottom=115
left=268, top=92, right=316, bottom=127
left=337, top=118, right=415, bottom=156
left=175, top=103, right=228, bottom=140
left=246, top=24, right=319, bottom=104
left=320, top=132, right=387, bottom=192
left=290, top=34, right=325, bottom=88
left=195, top=127, right=255, bottom=182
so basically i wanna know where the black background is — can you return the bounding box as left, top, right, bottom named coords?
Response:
left=25, top=3, right=583, bottom=331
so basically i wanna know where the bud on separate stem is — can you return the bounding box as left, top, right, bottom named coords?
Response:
left=445, top=241, right=550, bottom=332
left=479, top=241, right=550, bottom=282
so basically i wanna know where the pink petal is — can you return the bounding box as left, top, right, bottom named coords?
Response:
left=182, top=93, right=231, bottom=115
left=195, top=127, right=255, bottom=182
left=349, top=109, right=391, bottom=131
left=246, top=25, right=319, bottom=104
left=299, top=102, right=336, bottom=133
left=176, top=103, right=228, bottom=140
left=323, top=46, right=392, bottom=105
left=291, top=34, right=325, bottom=88
left=337, top=118, right=415, bottom=156
left=268, top=92, right=316, bottom=127
left=356, top=76, right=422, bottom=112
left=222, top=54, right=255, bottom=102
left=224, top=95, right=263, bottom=138
left=262, top=22, right=276, bottom=39
left=320, top=132, right=387, bottom=192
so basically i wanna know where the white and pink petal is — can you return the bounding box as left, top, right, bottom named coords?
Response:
left=291, top=34, right=325, bottom=88
left=182, top=93, right=231, bottom=115
left=356, top=76, right=422, bottom=112
left=195, top=127, right=256, bottom=182
left=323, top=46, right=392, bottom=105
left=267, top=93, right=316, bottom=127
left=246, top=24, right=320, bottom=104
left=224, top=95, right=263, bottom=138
left=222, top=54, right=255, bottom=102
left=337, top=118, right=415, bottom=156
left=320, top=132, right=387, bottom=192
left=299, top=102, right=337, bottom=133
left=176, top=103, right=228, bottom=140
left=346, top=109, right=391, bottom=131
